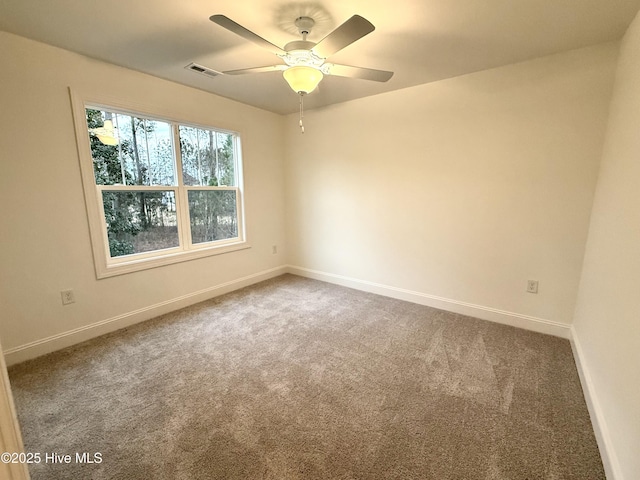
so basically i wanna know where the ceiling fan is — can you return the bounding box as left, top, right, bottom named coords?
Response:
left=209, top=13, right=394, bottom=96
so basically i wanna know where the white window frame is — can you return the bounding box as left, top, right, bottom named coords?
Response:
left=69, top=89, right=248, bottom=278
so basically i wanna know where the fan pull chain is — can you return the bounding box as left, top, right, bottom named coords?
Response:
left=299, top=93, right=305, bottom=134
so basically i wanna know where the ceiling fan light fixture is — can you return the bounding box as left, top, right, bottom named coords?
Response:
left=89, top=119, right=119, bottom=145
left=283, top=66, right=323, bottom=94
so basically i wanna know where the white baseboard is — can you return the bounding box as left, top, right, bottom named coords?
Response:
left=4, top=266, right=287, bottom=366
left=570, top=326, right=621, bottom=480
left=286, top=265, right=571, bottom=339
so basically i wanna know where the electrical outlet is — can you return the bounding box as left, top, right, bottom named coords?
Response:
left=61, top=289, right=75, bottom=305
left=527, top=280, right=539, bottom=294
left=272, top=245, right=278, bottom=254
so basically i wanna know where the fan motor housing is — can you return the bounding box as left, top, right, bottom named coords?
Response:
left=284, top=40, right=316, bottom=52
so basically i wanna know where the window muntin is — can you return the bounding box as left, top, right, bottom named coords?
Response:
left=83, top=105, right=244, bottom=269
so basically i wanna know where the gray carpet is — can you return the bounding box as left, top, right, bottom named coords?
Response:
left=8, top=274, right=604, bottom=479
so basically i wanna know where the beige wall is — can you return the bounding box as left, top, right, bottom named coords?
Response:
left=0, top=32, right=286, bottom=357
left=285, top=43, right=617, bottom=327
left=573, top=10, right=640, bottom=480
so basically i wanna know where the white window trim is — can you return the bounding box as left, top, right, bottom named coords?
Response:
left=69, top=88, right=249, bottom=279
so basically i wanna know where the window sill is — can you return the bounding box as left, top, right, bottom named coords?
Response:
left=96, top=241, right=251, bottom=279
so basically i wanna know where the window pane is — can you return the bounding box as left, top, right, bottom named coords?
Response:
left=86, top=108, right=175, bottom=186
left=179, top=126, right=235, bottom=187
left=102, top=191, right=178, bottom=257
left=188, top=190, right=238, bottom=244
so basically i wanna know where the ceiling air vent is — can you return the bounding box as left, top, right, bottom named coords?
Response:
left=185, top=63, right=222, bottom=78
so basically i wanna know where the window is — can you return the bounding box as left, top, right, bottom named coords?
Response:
left=71, top=93, right=246, bottom=278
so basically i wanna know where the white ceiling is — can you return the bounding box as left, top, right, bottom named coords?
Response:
left=1, top=0, right=639, bottom=114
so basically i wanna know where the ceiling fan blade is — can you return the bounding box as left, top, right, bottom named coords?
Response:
left=223, top=65, right=288, bottom=75
left=325, top=63, right=394, bottom=82
left=313, top=15, right=375, bottom=58
left=210, top=15, right=284, bottom=55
